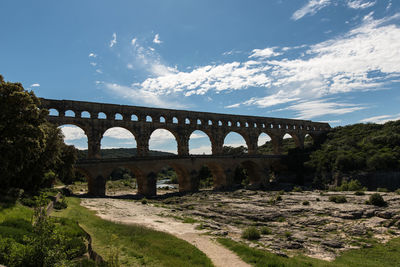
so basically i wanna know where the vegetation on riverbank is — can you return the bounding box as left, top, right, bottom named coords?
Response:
left=53, top=197, right=213, bottom=267
left=218, top=237, right=400, bottom=267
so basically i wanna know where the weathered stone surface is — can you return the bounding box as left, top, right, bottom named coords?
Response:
left=322, top=240, right=344, bottom=248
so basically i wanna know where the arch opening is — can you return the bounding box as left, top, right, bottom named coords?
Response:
left=185, top=118, right=190, bottom=124
left=160, top=116, right=166, bottom=123
left=106, top=167, right=136, bottom=196
left=173, top=117, right=178, bottom=124
left=81, top=111, right=90, bottom=118
left=59, top=124, right=88, bottom=152
left=257, top=133, right=273, bottom=154
left=131, top=114, right=138, bottom=121
left=197, top=119, right=202, bottom=125
left=155, top=166, right=179, bottom=193
left=115, top=113, right=123, bottom=120
left=223, top=132, right=248, bottom=155
left=304, top=134, right=314, bottom=148
left=146, top=115, right=152, bottom=122
left=149, top=129, right=178, bottom=155
left=189, top=130, right=212, bottom=155
left=101, top=127, right=137, bottom=157
left=49, top=108, right=59, bottom=116
left=208, top=120, right=212, bottom=126
left=98, top=112, right=107, bottom=119
left=282, top=133, right=297, bottom=154
left=65, top=110, right=75, bottom=117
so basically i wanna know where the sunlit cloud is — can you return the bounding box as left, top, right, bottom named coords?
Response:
left=153, top=33, right=162, bottom=44
left=291, top=0, right=331, bottom=21
left=109, top=33, right=117, bottom=48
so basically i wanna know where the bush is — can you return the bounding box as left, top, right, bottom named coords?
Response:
left=329, top=195, right=347, bottom=203
left=241, top=227, right=260, bottom=240
left=260, top=227, right=272, bottom=235
left=368, top=193, right=387, bottom=207
left=355, top=191, right=365, bottom=196
left=302, top=201, right=310, bottom=205
left=292, top=186, right=303, bottom=192
left=396, top=188, right=400, bottom=195
left=284, top=231, right=292, bottom=239
left=141, top=198, right=148, bottom=205
left=336, top=179, right=366, bottom=191
left=377, top=187, right=389, bottom=192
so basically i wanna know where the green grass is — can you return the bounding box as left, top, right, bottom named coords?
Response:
left=0, top=202, right=33, bottom=242
left=53, top=197, right=213, bottom=267
left=217, top=237, right=400, bottom=267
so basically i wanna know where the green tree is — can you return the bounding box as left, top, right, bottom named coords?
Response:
left=0, top=75, right=76, bottom=192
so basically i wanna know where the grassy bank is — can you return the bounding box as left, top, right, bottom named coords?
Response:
left=54, top=197, right=213, bottom=267
left=218, top=237, right=400, bottom=267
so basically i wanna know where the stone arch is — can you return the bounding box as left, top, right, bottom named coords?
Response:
left=283, top=133, right=302, bottom=148
left=189, top=130, right=212, bottom=155
left=185, top=118, right=190, bottom=124
left=146, top=115, right=153, bottom=122
left=149, top=128, right=179, bottom=155
left=101, top=127, right=137, bottom=152
left=304, top=133, right=314, bottom=148
left=257, top=132, right=272, bottom=154
left=65, top=110, right=75, bottom=117
left=160, top=116, right=166, bottom=123
left=131, top=114, right=138, bottom=121
left=81, top=111, right=91, bottom=118
left=49, top=108, right=59, bottom=116
left=223, top=131, right=248, bottom=154
left=115, top=113, right=123, bottom=120
left=241, top=160, right=268, bottom=189
left=98, top=112, right=107, bottom=119
left=204, top=162, right=227, bottom=190
left=172, top=117, right=178, bottom=124
left=59, top=124, right=88, bottom=150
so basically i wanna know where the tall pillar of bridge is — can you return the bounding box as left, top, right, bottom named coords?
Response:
left=136, top=135, right=150, bottom=157
left=137, top=172, right=157, bottom=197
left=177, top=136, right=189, bottom=156
left=87, top=128, right=103, bottom=159
left=271, top=135, right=283, bottom=155
left=211, top=134, right=224, bottom=155
left=247, top=133, right=258, bottom=155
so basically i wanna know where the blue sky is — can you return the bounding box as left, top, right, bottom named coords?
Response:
left=1, top=0, right=400, bottom=153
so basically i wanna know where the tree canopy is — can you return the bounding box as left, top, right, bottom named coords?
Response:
left=0, top=75, right=77, bottom=192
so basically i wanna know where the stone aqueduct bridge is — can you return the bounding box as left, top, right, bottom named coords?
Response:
left=40, top=98, right=330, bottom=196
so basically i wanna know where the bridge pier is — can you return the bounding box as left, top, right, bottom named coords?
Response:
left=137, top=172, right=157, bottom=197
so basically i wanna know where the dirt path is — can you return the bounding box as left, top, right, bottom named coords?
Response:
left=81, top=198, right=250, bottom=267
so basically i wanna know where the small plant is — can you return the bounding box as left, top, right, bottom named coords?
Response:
left=388, top=229, right=397, bottom=235
left=395, top=188, right=400, bottom=195
left=377, top=187, right=389, bottom=192
left=260, top=226, right=272, bottom=235
left=292, top=186, right=303, bottom=192
left=329, top=195, right=347, bottom=203
left=241, top=226, right=261, bottom=240
left=316, top=198, right=320, bottom=201
left=278, top=190, right=285, bottom=196
left=141, top=198, right=148, bottom=205
left=276, top=195, right=282, bottom=201
left=284, top=231, right=292, bottom=239
left=368, top=193, right=387, bottom=207
left=355, top=191, right=365, bottom=196
left=302, top=200, right=310, bottom=205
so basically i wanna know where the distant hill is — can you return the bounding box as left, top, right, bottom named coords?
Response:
left=77, top=148, right=174, bottom=160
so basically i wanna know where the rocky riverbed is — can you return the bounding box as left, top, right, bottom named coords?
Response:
left=148, top=189, right=400, bottom=261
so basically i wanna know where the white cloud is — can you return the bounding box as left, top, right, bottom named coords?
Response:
left=109, top=33, right=117, bottom=48
left=347, top=0, right=376, bottom=9
left=30, top=83, right=40, bottom=87
left=96, top=69, right=103, bottom=74
left=153, top=33, right=162, bottom=44
left=149, top=129, right=176, bottom=144
left=240, top=90, right=301, bottom=108
left=360, top=113, right=400, bottom=124
left=291, top=0, right=331, bottom=21
left=249, top=48, right=281, bottom=58
left=127, top=63, right=133, bottom=69
left=90, top=62, right=97, bottom=66
left=88, top=53, right=97, bottom=58
left=104, top=83, right=186, bottom=108
left=131, top=37, right=137, bottom=46
left=287, top=99, right=366, bottom=119
left=61, top=126, right=86, bottom=141
left=103, top=127, right=135, bottom=139
left=225, top=103, right=241, bottom=108
left=257, top=134, right=271, bottom=146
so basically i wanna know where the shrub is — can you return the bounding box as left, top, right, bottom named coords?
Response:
left=377, top=187, right=389, bottom=192
left=292, top=186, right=303, bottom=192
left=316, top=198, right=320, bottom=201
left=284, top=231, right=292, bottom=239
left=302, top=201, right=310, bottom=205
left=329, top=195, right=347, bottom=203
left=141, top=198, right=148, bottom=205
left=260, top=227, right=272, bottom=235
left=395, top=188, right=400, bottom=195
left=336, top=179, right=366, bottom=191
left=241, top=227, right=260, bottom=240
left=368, top=193, right=387, bottom=207
left=354, top=191, right=365, bottom=196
